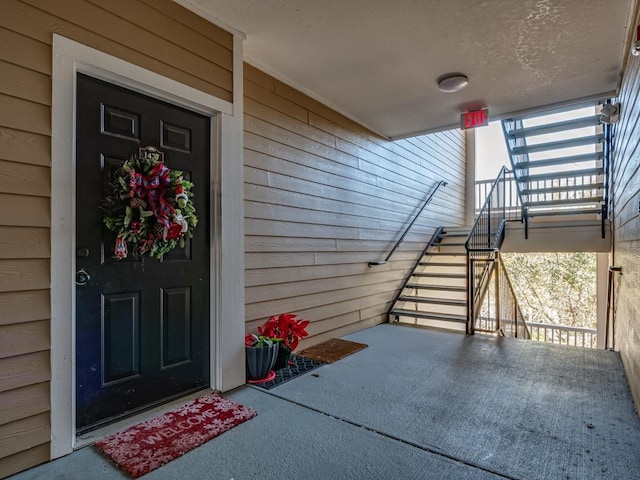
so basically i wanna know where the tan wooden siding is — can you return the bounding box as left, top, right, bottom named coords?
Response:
left=244, top=64, right=466, bottom=347
left=612, top=18, right=640, bottom=411
left=0, top=1, right=234, bottom=476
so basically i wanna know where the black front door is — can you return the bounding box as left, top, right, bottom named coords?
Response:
left=75, top=74, right=211, bottom=432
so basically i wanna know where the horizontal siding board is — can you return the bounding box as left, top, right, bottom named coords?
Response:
left=0, top=412, right=49, bottom=461
left=0, top=382, right=50, bottom=426
left=0, top=351, right=50, bottom=393
left=245, top=115, right=359, bottom=169
left=0, top=27, right=51, bottom=75
left=245, top=218, right=360, bottom=239
left=0, top=442, right=49, bottom=478
left=245, top=82, right=309, bottom=124
left=245, top=182, right=459, bottom=229
left=139, top=0, right=233, bottom=50
left=246, top=263, right=381, bottom=287
left=246, top=252, right=316, bottom=269
left=87, top=0, right=233, bottom=72
left=245, top=130, right=359, bottom=170
left=1, top=0, right=232, bottom=102
left=248, top=295, right=382, bottom=333
left=310, top=112, right=464, bottom=179
left=0, top=94, right=50, bottom=136
left=0, top=290, right=50, bottom=326
left=245, top=202, right=382, bottom=231
left=0, top=320, right=50, bottom=359
left=0, top=128, right=50, bottom=167
left=0, top=259, right=50, bottom=292
left=0, top=227, right=49, bottom=259
left=246, top=269, right=405, bottom=305
left=245, top=279, right=403, bottom=320
left=312, top=250, right=418, bottom=265
left=21, top=0, right=232, bottom=91
left=245, top=236, right=337, bottom=253
left=244, top=142, right=464, bottom=207
left=0, top=60, right=50, bottom=106
left=0, top=160, right=50, bottom=197
left=0, top=194, right=50, bottom=227
left=245, top=97, right=333, bottom=147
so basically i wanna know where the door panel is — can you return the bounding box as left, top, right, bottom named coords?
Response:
left=75, top=74, right=211, bottom=432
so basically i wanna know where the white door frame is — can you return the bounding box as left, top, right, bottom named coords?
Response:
left=51, top=35, right=245, bottom=458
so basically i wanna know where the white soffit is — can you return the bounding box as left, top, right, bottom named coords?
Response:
left=186, top=0, right=634, bottom=138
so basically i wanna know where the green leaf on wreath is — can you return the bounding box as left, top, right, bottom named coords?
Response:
left=139, top=209, right=154, bottom=218
left=124, top=206, right=132, bottom=227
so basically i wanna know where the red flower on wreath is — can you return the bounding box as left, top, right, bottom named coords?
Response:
left=258, top=313, right=309, bottom=351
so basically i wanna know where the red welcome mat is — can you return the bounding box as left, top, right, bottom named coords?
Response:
left=95, top=393, right=257, bottom=478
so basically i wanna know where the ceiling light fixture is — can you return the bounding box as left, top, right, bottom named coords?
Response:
left=437, top=73, right=469, bottom=93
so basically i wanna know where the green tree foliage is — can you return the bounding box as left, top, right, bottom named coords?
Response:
left=501, top=253, right=596, bottom=328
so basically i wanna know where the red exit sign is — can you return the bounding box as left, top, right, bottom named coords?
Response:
left=461, top=108, right=489, bottom=130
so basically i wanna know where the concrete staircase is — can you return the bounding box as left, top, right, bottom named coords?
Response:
left=390, top=226, right=470, bottom=332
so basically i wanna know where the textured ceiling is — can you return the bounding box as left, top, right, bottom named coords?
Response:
left=179, top=0, right=634, bottom=138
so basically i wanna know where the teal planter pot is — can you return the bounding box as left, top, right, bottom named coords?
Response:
left=245, top=343, right=279, bottom=381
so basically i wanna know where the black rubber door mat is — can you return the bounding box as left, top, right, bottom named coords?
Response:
left=252, top=355, right=324, bottom=390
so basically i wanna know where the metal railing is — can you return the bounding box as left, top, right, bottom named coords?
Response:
left=466, top=166, right=517, bottom=334
left=528, top=322, right=597, bottom=348
left=475, top=171, right=521, bottom=221
left=476, top=253, right=531, bottom=339
left=369, top=180, right=447, bottom=266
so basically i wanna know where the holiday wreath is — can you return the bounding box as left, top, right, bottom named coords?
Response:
left=101, top=146, right=198, bottom=260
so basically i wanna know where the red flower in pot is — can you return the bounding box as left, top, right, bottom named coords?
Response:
left=258, top=313, right=309, bottom=351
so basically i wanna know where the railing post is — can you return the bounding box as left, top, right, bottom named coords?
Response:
left=467, top=255, right=474, bottom=335
left=495, top=257, right=500, bottom=333
left=487, top=197, right=491, bottom=247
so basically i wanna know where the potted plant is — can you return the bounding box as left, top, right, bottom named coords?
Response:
left=245, top=333, right=280, bottom=382
left=258, top=313, right=310, bottom=369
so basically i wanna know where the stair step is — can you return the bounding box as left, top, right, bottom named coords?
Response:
left=508, top=115, right=600, bottom=138
left=524, top=197, right=603, bottom=207
left=398, top=296, right=466, bottom=306
left=521, top=183, right=604, bottom=196
left=390, top=309, right=467, bottom=323
left=512, top=134, right=604, bottom=155
left=514, top=152, right=602, bottom=170
left=426, top=252, right=467, bottom=256
left=438, top=232, right=470, bottom=238
left=412, top=272, right=466, bottom=279
left=433, top=241, right=466, bottom=247
left=418, top=261, right=466, bottom=267
left=526, top=207, right=603, bottom=217
left=405, top=283, right=466, bottom=292
left=518, top=168, right=603, bottom=183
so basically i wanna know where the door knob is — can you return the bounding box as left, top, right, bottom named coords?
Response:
left=76, top=269, right=91, bottom=286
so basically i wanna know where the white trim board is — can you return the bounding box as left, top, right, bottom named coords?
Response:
left=51, top=34, right=245, bottom=459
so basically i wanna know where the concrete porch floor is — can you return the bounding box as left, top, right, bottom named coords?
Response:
left=10, top=324, right=640, bottom=480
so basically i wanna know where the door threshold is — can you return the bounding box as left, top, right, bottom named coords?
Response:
left=75, top=387, right=214, bottom=449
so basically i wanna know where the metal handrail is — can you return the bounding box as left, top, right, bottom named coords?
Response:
left=369, top=180, right=447, bottom=266
left=465, top=166, right=511, bottom=334
left=387, top=227, right=444, bottom=322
